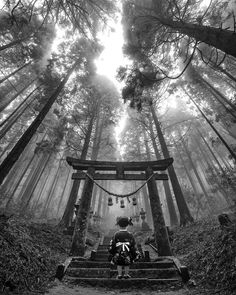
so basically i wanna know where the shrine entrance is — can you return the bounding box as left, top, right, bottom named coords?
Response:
left=66, top=157, right=174, bottom=257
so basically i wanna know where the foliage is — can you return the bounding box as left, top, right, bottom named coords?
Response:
left=0, top=213, right=101, bottom=293
left=172, top=218, right=236, bottom=294
left=0, top=214, right=71, bottom=293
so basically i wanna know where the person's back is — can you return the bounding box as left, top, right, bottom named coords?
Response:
left=108, top=217, right=138, bottom=279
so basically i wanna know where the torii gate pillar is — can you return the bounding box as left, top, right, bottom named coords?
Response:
left=67, top=157, right=173, bottom=257
left=146, top=166, right=172, bottom=256
left=70, top=167, right=95, bottom=256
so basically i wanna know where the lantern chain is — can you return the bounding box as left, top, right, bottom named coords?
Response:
left=84, top=172, right=155, bottom=198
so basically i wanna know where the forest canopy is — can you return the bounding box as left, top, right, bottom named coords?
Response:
left=0, top=0, right=235, bottom=239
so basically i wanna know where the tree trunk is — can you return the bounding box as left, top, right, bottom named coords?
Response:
left=197, top=127, right=236, bottom=194
left=1, top=131, right=47, bottom=210
left=181, top=86, right=236, bottom=161
left=201, top=76, right=236, bottom=116
left=0, top=61, right=31, bottom=84
left=0, top=60, right=80, bottom=185
left=0, top=86, right=40, bottom=140
left=42, top=158, right=64, bottom=218
left=19, top=152, right=51, bottom=214
left=175, top=143, right=204, bottom=218
left=0, top=85, right=40, bottom=128
left=178, top=131, right=213, bottom=213
left=213, top=64, right=236, bottom=84
left=153, top=13, right=236, bottom=58
left=187, top=66, right=236, bottom=120
left=0, top=36, right=31, bottom=52
left=96, top=181, right=104, bottom=217
left=56, top=166, right=72, bottom=217
left=91, top=113, right=103, bottom=160
left=0, top=77, right=37, bottom=112
left=60, top=112, right=96, bottom=227
left=91, top=184, right=98, bottom=212
left=150, top=102, right=193, bottom=225
left=194, top=136, right=233, bottom=206
left=148, top=117, right=179, bottom=226
left=141, top=127, right=154, bottom=227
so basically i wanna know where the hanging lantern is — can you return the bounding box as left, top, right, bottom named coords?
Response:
left=120, top=199, right=125, bottom=208
left=108, top=197, right=113, bottom=206
left=89, top=208, right=93, bottom=219
left=132, top=197, right=137, bottom=206
left=140, top=208, right=146, bottom=221
left=74, top=203, right=80, bottom=216
left=93, top=212, right=97, bottom=223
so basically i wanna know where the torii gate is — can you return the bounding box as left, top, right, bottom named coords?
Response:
left=66, top=157, right=174, bottom=257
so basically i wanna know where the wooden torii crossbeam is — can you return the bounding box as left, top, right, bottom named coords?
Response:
left=66, top=157, right=174, bottom=257
left=67, top=157, right=173, bottom=180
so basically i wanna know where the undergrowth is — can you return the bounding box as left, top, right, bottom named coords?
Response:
left=172, top=218, right=236, bottom=295
left=0, top=214, right=71, bottom=294
left=1, top=214, right=235, bottom=295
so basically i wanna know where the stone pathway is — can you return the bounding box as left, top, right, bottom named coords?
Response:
left=44, top=278, right=214, bottom=295
left=45, top=280, right=193, bottom=295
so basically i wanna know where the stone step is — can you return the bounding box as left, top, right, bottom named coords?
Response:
left=97, top=245, right=109, bottom=251
left=94, top=253, right=109, bottom=258
left=64, top=277, right=181, bottom=288
left=94, top=256, right=110, bottom=261
left=66, top=267, right=178, bottom=279
left=96, top=250, right=109, bottom=254
left=69, top=260, right=174, bottom=269
left=103, top=238, right=112, bottom=244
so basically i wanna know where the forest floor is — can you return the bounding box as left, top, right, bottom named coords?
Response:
left=0, top=213, right=236, bottom=295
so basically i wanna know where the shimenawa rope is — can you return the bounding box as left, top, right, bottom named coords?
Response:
left=85, top=172, right=155, bottom=198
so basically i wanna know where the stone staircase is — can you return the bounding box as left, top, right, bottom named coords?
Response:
left=57, top=232, right=189, bottom=288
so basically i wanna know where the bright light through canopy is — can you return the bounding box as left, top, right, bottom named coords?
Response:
left=95, top=15, right=129, bottom=87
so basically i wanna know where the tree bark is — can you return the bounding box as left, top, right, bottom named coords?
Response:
left=181, top=86, right=236, bottom=161
left=174, top=142, right=204, bottom=218
left=41, top=158, right=64, bottom=218
left=96, top=181, right=104, bottom=217
left=153, top=14, right=236, bottom=58
left=0, top=86, right=40, bottom=140
left=1, top=132, right=47, bottom=210
left=148, top=117, right=179, bottom=226
left=178, top=131, right=213, bottom=213
left=55, top=166, right=72, bottom=217
left=0, top=60, right=80, bottom=185
left=141, top=127, right=154, bottom=227
left=19, top=152, right=51, bottom=214
left=146, top=123, right=173, bottom=226
left=150, top=102, right=193, bottom=225
left=201, top=77, right=236, bottom=117
left=0, top=85, right=40, bottom=129
left=0, top=36, right=31, bottom=52
left=0, top=77, right=37, bottom=112
left=60, top=112, right=96, bottom=227
left=197, top=127, right=236, bottom=194
left=0, top=61, right=31, bottom=84
left=194, top=135, right=233, bottom=206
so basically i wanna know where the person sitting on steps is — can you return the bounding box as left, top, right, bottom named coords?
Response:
left=108, top=216, right=139, bottom=279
